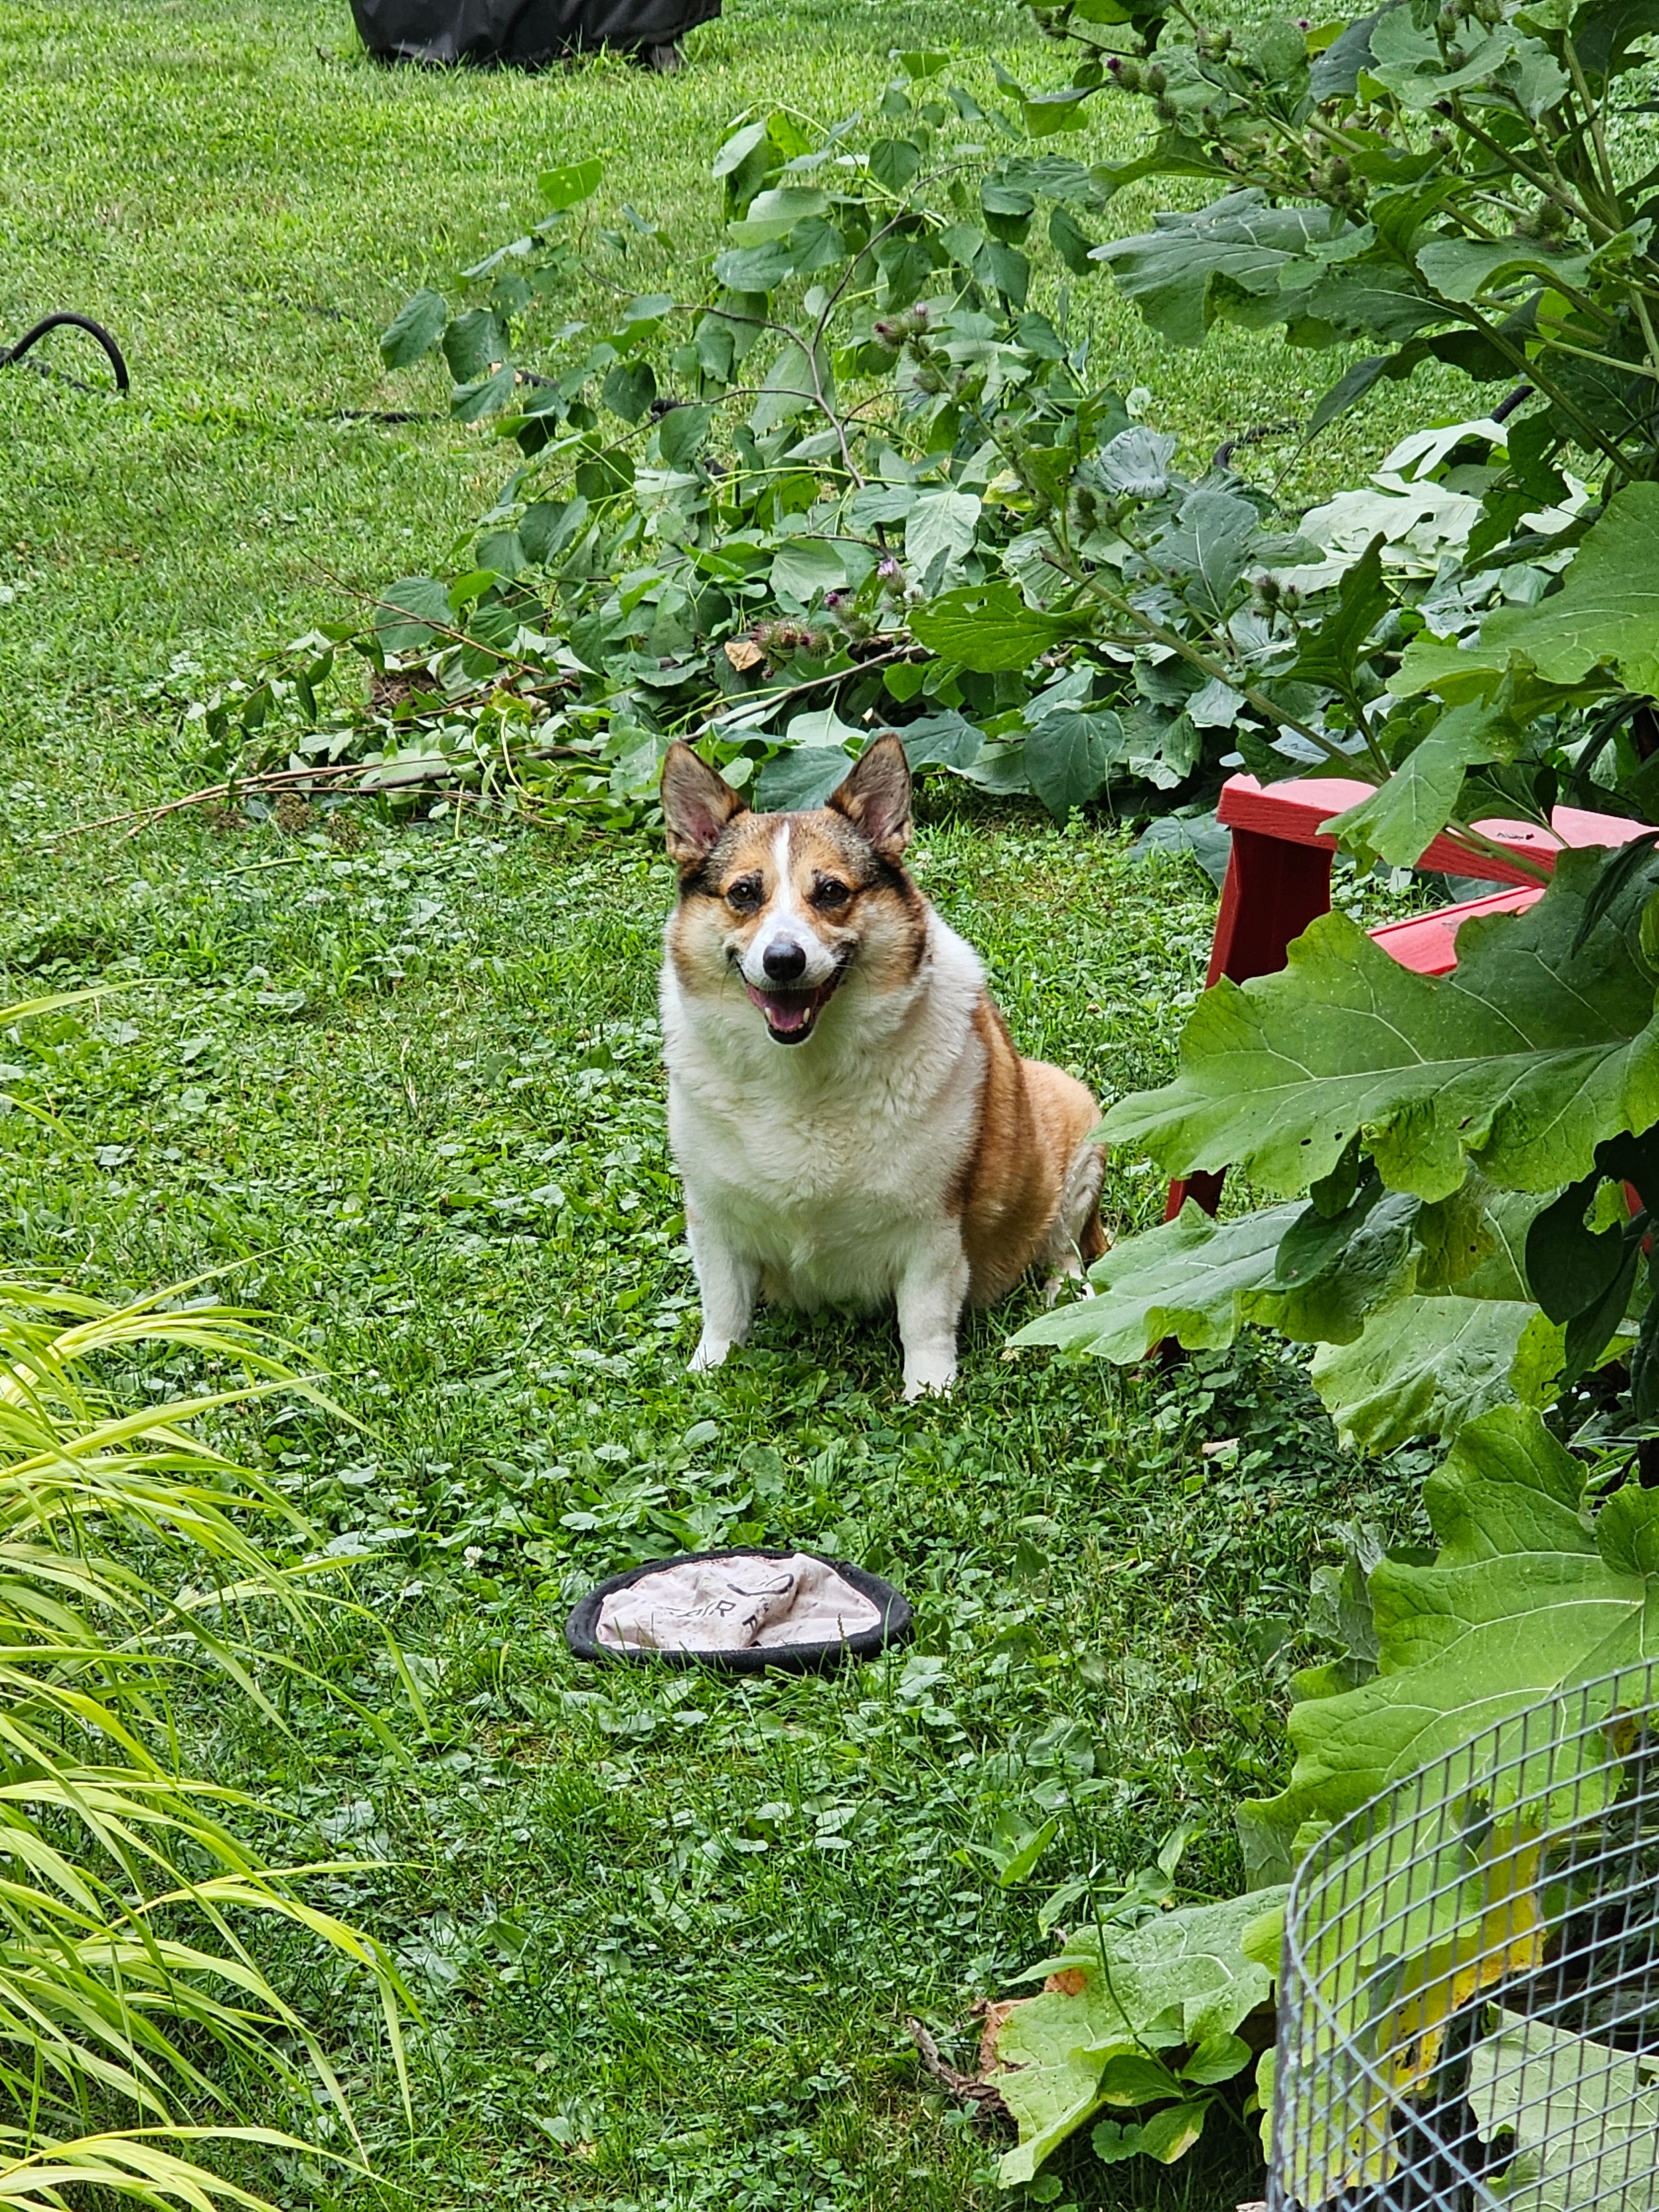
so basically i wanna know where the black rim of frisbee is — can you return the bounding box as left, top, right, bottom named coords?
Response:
left=565, top=1548, right=912, bottom=1673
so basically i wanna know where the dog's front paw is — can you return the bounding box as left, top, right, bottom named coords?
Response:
left=901, top=1352, right=957, bottom=1401
left=688, top=1334, right=732, bottom=1375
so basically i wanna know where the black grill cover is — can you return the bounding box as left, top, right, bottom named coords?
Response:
left=349, top=0, right=720, bottom=62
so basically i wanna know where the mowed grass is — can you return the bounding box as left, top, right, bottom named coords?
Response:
left=2, top=5, right=1421, bottom=2209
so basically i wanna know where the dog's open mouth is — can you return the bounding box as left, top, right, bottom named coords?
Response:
left=743, top=974, right=843, bottom=1044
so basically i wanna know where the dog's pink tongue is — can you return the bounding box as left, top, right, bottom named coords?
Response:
left=765, top=997, right=811, bottom=1033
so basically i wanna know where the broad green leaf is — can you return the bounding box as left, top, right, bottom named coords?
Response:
left=1139, top=2101, right=1211, bottom=2163
left=1092, top=191, right=1342, bottom=347
left=1024, top=708, right=1115, bottom=821
left=1100, top=851, right=1659, bottom=1203
left=1096, top=2053, right=1186, bottom=2104
left=1097, top=426, right=1177, bottom=498
left=539, top=157, right=602, bottom=209
left=754, top=744, right=855, bottom=811
left=378, top=289, right=448, bottom=368
left=726, top=186, right=830, bottom=244
left=1143, top=488, right=1261, bottom=617
left=518, top=495, right=588, bottom=565
left=1010, top=1197, right=1416, bottom=1363
left=1469, top=2013, right=1659, bottom=2210
left=1291, top=258, right=1446, bottom=342
left=1286, top=535, right=1389, bottom=691
left=1399, top=483, right=1659, bottom=697
left=711, top=119, right=767, bottom=180
left=1247, top=1405, right=1659, bottom=1839
left=1318, top=695, right=1520, bottom=868
left=1368, top=12, right=1519, bottom=102
left=442, top=307, right=509, bottom=384
left=896, top=710, right=984, bottom=772
left=1309, top=1295, right=1563, bottom=1452
left=1415, top=1175, right=1543, bottom=1299
left=1049, top=202, right=1097, bottom=274
left=655, top=404, right=712, bottom=467
left=910, top=582, right=1075, bottom=670
left=1573, top=0, right=1659, bottom=75
left=1416, top=235, right=1592, bottom=305
left=993, top=1889, right=1285, bottom=2183
left=868, top=138, right=922, bottom=192
left=1180, top=2033, right=1253, bottom=2085
left=1309, top=6, right=1390, bottom=96
left=904, top=488, right=982, bottom=580
left=768, top=537, right=846, bottom=605
left=602, top=358, right=657, bottom=424
left=750, top=340, right=827, bottom=434
left=714, top=238, right=799, bottom=291
left=372, top=576, right=453, bottom=651
left=451, top=361, right=517, bottom=421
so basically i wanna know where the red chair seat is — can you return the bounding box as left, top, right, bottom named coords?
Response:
left=1164, top=776, right=1650, bottom=1219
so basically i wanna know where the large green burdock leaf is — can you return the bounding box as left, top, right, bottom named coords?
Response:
left=1398, top=483, right=1659, bottom=698
left=909, top=581, right=1078, bottom=670
left=1009, top=1196, right=1417, bottom=1361
left=992, top=1890, right=1285, bottom=2183
left=1318, top=694, right=1520, bottom=870
left=1091, top=191, right=1335, bottom=346
left=1310, top=1295, right=1564, bottom=1452
left=1100, top=850, right=1659, bottom=1202
left=1469, top=2014, right=1659, bottom=2211
left=1245, top=1405, right=1659, bottom=1852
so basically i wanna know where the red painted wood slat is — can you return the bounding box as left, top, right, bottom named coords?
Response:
left=1160, top=777, right=1650, bottom=1222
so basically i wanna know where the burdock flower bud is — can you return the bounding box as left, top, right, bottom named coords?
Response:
left=1144, top=60, right=1168, bottom=93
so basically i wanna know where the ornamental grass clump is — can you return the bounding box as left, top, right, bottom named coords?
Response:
left=0, top=997, right=408, bottom=2209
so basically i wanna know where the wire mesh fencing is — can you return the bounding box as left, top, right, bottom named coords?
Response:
left=1269, top=1660, right=1659, bottom=2212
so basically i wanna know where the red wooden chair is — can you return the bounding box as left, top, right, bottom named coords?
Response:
left=1165, top=774, right=1651, bottom=1220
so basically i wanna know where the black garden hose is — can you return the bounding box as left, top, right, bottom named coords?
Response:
left=0, top=312, right=129, bottom=393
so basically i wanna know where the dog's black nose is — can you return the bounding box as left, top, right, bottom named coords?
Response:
left=762, top=940, right=807, bottom=983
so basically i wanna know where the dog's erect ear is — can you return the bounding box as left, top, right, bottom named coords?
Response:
left=661, top=743, right=747, bottom=870
left=827, top=732, right=912, bottom=861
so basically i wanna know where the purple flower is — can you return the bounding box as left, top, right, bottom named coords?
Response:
left=877, top=556, right=901, bottom=580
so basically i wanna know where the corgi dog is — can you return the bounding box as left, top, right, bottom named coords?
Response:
left=657, top=733, right=1107, bottom=1400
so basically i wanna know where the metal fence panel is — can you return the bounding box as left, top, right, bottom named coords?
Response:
left=1270, top=1661, right=1659, bottom=2212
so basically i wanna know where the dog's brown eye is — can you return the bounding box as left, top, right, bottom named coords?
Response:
left=812, top=878, right=851, bottom=910
left=725, top=875, right=762, bottom=911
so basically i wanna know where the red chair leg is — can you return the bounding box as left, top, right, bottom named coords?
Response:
left=1165, top=827, right=1335, bottom=1220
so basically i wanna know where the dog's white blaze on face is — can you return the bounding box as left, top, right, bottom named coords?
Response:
left=737, top=824, right=839, bottom=995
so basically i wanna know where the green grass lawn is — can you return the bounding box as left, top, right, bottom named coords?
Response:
left=1, top=5, right=1421, bottom=2207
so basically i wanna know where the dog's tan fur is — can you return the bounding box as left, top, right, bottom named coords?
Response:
left=953, top=997, right=1108, bottom=1305
left=658, top=734, right=1105, bottom=1397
